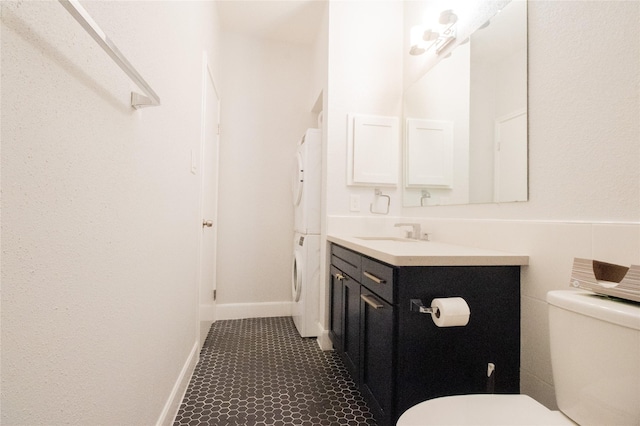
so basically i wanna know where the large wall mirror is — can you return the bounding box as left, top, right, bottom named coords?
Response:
left=403, top=0, right=528, bottom=207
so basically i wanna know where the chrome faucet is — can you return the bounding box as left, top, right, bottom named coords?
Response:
left=394, top=223, right=422, bottom=240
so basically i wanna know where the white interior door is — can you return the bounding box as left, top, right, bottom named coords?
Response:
left=494, top=110, right=527, bottom=202
left=199, top=56, right=220, bottom=324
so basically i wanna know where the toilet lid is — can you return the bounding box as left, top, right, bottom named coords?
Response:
left=397, top=394, right=575, bottom=426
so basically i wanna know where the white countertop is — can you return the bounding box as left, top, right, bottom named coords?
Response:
left=327, top=235, right=529, bottom=267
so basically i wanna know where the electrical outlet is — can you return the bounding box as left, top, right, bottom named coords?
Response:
left=350, top=195, right=360, bottom=212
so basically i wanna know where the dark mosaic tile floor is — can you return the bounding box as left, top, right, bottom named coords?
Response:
left=174, top=317, right=377, bottom=426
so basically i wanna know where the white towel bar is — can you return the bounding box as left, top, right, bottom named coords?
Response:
left=59, top=0, right=160, bottom=109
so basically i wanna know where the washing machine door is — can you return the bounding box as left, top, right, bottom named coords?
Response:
left=292, top=249, right=303, bottom=302
left=292, top=152, right=304, bottom=207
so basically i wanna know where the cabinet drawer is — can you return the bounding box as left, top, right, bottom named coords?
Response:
left=361, top=257, right=394, bottom=303
left=332, top=244, right=361, bottom=266
left=331, top=245, right=361, bottom=280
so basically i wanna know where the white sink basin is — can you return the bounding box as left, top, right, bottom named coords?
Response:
left=356, top=236, right=417, bottom=242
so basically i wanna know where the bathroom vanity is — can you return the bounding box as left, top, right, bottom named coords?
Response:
left=327, top=235, right=528, bottom=426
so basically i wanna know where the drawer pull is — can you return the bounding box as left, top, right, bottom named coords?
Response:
left=361, top=294, right=384, bottom=309
left=335, top=273, right=345, bottom=281
left=363, top=271, right=386, bottom=284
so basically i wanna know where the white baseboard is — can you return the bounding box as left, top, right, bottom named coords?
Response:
left=316, top=327, right=333, bottom=351
left=216, top=301, right=293, bottom=320
left=156, top=342, right=199, bottom=426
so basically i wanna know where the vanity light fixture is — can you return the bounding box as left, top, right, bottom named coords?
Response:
left=409, top=9, right=458, bottom=56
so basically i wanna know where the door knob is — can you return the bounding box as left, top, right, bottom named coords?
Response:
left=203, top=220, right=213, bottom=228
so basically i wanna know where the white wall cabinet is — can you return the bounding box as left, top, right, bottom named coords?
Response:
left=347, top=114, right=399, bottom=186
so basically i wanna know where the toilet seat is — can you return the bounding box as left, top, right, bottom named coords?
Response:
left=396, top=394, right=575, bottom=426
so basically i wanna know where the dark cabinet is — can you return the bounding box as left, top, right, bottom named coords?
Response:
left=343, top=275, right=361, bottom=378
left=329, top=265, right=344, bottom=352
left=329, top=244, right=397, bottom=424
left=395, top=266, right=521, bottom=417
left=329, top=246, right=362, bottom=380
left=329, top=243, right=521, bottom=426
left=360, top=291, right=394, bottom=424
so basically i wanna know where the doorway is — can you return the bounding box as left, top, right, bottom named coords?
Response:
left=199, top=53, right=220, bottom=336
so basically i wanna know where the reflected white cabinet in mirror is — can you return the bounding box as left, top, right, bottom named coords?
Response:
left=406, top=118, right=453, bottom=188
left=403, top=0, right=527, bottom=207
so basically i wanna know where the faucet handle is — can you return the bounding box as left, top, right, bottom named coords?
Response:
left=394, top=223, right=421, bottom=239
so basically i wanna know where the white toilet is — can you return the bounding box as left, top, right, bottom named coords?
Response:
left=397, top=290, right=640, bottom=425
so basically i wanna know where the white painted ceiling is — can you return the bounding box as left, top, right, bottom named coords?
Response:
left=215, top=0, right=327, bottom=45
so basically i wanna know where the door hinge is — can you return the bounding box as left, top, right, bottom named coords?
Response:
left=213, top=289, right=217, bottom=301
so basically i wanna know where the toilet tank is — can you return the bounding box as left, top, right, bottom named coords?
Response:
left=548, top=290, right=640, bottom=426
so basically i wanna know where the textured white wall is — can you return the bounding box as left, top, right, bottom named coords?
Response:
left=1, top=1, right=219, bottom=424
left=215, top=32, right=315, bottom=307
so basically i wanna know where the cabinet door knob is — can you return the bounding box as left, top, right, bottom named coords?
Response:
left=203, top=220, right=213, bottom=228
left=335, top=273, right=345, bottom=281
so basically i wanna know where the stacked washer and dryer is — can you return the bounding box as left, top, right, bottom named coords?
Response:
left=291, top=128, right=322, bottom=337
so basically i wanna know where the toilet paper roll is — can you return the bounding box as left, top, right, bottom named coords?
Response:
left=431, top=297, right=470, bottom=327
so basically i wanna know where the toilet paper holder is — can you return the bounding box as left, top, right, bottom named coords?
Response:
left=410, top=299, right=439, bottom=316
